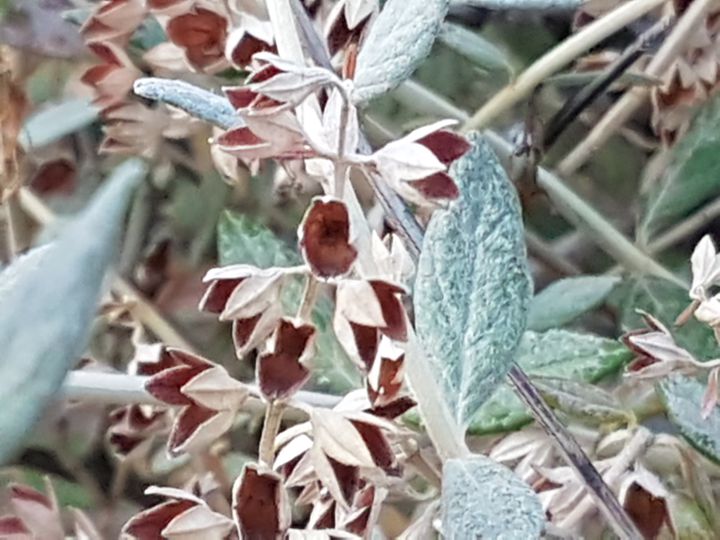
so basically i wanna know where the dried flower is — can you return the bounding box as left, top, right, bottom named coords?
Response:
left=81, top=42, right=141, bottom=107
left=122, top=486, right=234, bottom=539
left=166, top=7, right=229, bottom=72
left=233, top=465, right=291, bottom=539
left=299, top=197, right=358, bottom=278
left=145, top=348, right=249, bottom=455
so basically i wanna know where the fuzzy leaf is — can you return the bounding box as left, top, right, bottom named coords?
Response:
left=352, top=0, right=449, bottom=103
left=0, top=160, right=143, bottom=463
left=527, top=275, right=620, bottom=331
left=19, top=98, right=98, bottom=150
left=442, top=456, right=544, bottom=539
left=619, top=276, right=718, bottom=361
left=639, top=94, right=720, bottom=244
left=217, top=211, right=360, bottom=392
left=469, top=330, right=632, bottom=434
left=659, top=375, right=720, bottom=464
left=439, top=23, right=513, bottom=78
left=414, top=133, right=531, bottom=429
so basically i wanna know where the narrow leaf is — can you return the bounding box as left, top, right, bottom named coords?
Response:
left=442, top=456, right=544, bottom=539
left=414, top=133, right=531, bottom=429
left=619, top=276, right=718, bottom=361
left=469, top=330, right=632, bottom=434
left=527, top=275, right=620, bottom=331
left=19, top=98, right=98, bottom=150
left=659, top=374, right=720, bottom=464
left=0, top=160, right=144, bottom=463
left=352, top=0, right=449, bottom=103
left=438, top=23, right=513, bottom=78
left=217, top=211, right=360, bottom=392
left=639, top=94, right=720, bottom=244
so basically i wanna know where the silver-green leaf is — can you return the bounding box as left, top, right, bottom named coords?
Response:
left=659, top=374, right=720, bottom=464
left=527, top=275, right=620, bottom=331
left=442, top=456, right=544, bottom=539
left=0, top=160, right=144, bottom=463
left=19, top=98, right=98, bottom=150
left=352, top=0, right=449, bottom=103
left=414, top=133, right=531, bottom=429
left=468, top=329, right=632, bottom=434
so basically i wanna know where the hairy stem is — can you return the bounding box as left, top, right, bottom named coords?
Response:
left=258, top=400, right=286, bottom=467
left=297, top=274, right=319, bottom=321
left=461, top=0, right=665, bottom=130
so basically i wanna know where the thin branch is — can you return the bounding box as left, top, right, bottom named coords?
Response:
left=461, top=0, right=666, bottom=131
left=525, top=229, right=582, bottom=276
left=558, top=0, right=717, bottom=175
left=258, top=400, right=285, bottom=466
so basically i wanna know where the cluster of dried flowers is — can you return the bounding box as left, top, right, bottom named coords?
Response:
left=67, top=0, right=473, bottom=537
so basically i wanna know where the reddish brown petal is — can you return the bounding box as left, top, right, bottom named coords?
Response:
left=122, top=500, right=195, bottom=539
left=233, top=313, right=262, bottom=348
left=87, top=42, right=122, bottom=65
left=408, top=172, right=460, bottom=201
left=233, top=466, right=289, bottom=539
left=623, top=483, right=667, bottom=539
left=145, top=365, right=206, bottom=406
left=369, top=281, right=407, bottom=341
left=167, top=404, right=218, bottom=455
left=300, top=198, right=357, bottom=278
left=227, top=34, right=272, bottom=68
left=8, top=485, right=51, bottom=509
left=167, top=348, right=212, bottom=369
left=368, top=396, right=416, bottom=419
left=416, top=130, right=471, bottom=165
left=166, top=8, right=228, bottom=71
left=351, top=323, right=379, bottom=371
left=224, top=86, right=258, bottom=110
left=216, top=126, right=266, bottom=147
left=367, top=355, right=404, bottom=407
left=108, top=432, right=145, bottom=456
left=348, top=421, right=395, bottom=470
left=327, top=456, right=360, bottom=506
left=30, top=159, right=76, bottom=196
left=258, top=319, right=315, bottom=400
left=0, top=515, right=30, bottom=536
left=199, top=278, right=244, bottom=313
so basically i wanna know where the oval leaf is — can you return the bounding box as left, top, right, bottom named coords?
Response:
left=469, top=329, right=632, bottom=434
left=0, top=160, right=144, bottom=463
left=352, top=0, right=449, bottom=103
left=659, top=374, right=720, bottom=464
left=414, top=133, right=531, bottom=429
left=527, top=275, right=620, bottom=331
left=639, top=94, right=720, bottom=244
left=442, top=456, right=544, bottom=539
left=438, top=23, right=513, bottom=78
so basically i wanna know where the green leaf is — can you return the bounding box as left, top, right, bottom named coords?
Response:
left=352, top=0, right=449, bottom=103
left=19, top=99, right=98, bottom=150
left=468, top=330, right=632, bottom=434
left=438, top=23, right=513, bottom=79
left=668, top=494, right=715, bottom=540
left=659, top=375, right=720, bottom=464
left=414, top=133, right=531, bottom=429
left=619, top=276, right=718, bottom=361
left=639, top=94, right=720, bottom=244
left=442, top=456, right=544, bottom=539
left=0, top=160, right=144, bottom=464
left=217, top=211, right=360, bottom=392
left=533, top=376, right=633, bottom=426
left=527, top=275, right=620, bottom=331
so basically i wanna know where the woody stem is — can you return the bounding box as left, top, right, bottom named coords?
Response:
left=258, top=400, right=286, bottom=467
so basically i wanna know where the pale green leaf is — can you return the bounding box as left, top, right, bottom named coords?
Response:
left=352, top=0, right=449, bottom=103
left=639, top=94, right=720, bottom=244
left=668, top=494, right=715, bottom=540
left=619, top=276, right=718, bottom=361
left=217, top=211, right=360, bottom=392
left=659, top=375, right=720, bottom=464
left=0, top=160, right=144, bottom=463
left=527, top=275, right=620, bottom=331
left=442, top=456, right=544, bottom=539
left=19, top=98, right=98, bottom=150
left=469, top=329, right=632, bottom=434
left=438, top=23, right=513, bottom=78
left=414, top=133, right=531, bottom=429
